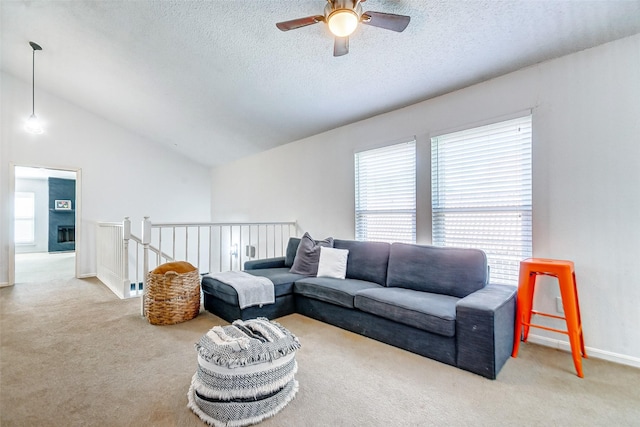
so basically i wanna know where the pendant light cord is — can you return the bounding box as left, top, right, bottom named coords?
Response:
left=32, top=48, right=35, bottom=115
left=25, top=41, right=43, bottom=134
left=28, top=42, right=42, bottom=116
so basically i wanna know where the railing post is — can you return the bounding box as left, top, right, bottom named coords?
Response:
left=123, top=217, right=131, bottom=297
left=141, top=216, right=152, bottom=316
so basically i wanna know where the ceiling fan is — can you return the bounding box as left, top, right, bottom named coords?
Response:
left=276, top=0, right=411, bottom=57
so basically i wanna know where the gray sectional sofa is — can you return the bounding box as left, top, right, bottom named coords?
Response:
left=201, top=236, right=517, bottom=379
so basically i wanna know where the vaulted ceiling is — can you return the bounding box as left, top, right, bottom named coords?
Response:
left=2, top=1, right=640, bottom=167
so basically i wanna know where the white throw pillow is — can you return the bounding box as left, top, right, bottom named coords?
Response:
left=316, top=247, right=349, bottom=279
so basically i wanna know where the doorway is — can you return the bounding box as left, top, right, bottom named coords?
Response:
left=10, top=165, right=81, bottom=285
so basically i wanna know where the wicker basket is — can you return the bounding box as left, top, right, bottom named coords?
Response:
left=144, top=263, right=200, bottom=325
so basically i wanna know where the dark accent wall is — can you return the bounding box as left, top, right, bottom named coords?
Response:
left=48, top=178, right=76, bottom=252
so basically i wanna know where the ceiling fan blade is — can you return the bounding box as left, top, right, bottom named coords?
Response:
left=334, top=36, right=349, bottom=57
left=276, top=15, right=324, bottom=31
left=361, top=11, right=410, bottom=32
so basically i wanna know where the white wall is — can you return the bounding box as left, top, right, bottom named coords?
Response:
left=1, top=71, right=212, bottom=281
left=211, top=34, right=640, bottom=365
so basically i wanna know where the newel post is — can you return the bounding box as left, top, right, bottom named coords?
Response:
left=141, top=216, right=152, bottom=316
left=122, top=217, right=131, bottom=296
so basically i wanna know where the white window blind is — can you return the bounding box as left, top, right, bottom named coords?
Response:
left=355, top=140, right=416, bottom=243
left=431, top=115, right=532, bottom=285
left=15, top=192, right=36, bottom=244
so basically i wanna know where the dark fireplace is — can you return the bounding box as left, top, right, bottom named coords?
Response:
left=48, top=177, right=76, bottom=252
left=57, top=225, right=75, bottom=243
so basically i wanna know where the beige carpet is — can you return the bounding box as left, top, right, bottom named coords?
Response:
left=1, top=273, right=639, bottom=426
left=14, top=251, right=76, bottom=283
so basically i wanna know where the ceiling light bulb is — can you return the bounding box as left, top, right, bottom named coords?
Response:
left=328, top=10, right=359, bottom=37
left=24, top=114, right=44, bottom=134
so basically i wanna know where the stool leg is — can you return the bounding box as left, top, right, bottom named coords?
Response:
left=573, top=272, right=587, bottom=359
left=559, top=269, right=584, bottom=378
left=521, top=272, right=537, bottom=342
left=512, top=291, right=523, bottom=357
left=512, top=267, right=535, bottom=357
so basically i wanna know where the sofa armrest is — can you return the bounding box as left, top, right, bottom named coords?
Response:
left=244, top=257, right=286, bottom=270
left=455, top=283, right=517, bottom=379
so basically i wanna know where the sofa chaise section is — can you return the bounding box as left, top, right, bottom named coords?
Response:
left=201, top=238, right=303, bottom=321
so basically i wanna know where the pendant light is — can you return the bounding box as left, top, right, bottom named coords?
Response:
left=24, top=41, right=43, bottom=135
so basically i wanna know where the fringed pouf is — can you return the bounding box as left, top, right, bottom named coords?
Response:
left=188, top=318, right=301, bottom=427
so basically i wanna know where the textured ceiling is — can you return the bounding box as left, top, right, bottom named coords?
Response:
left=2, top=1, right=640, bottom=167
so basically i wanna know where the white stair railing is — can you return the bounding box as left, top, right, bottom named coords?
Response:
left=96, top=217, right=298, bottom=300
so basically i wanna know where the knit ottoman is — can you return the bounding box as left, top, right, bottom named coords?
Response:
left=188, top=318, right=300, bottom=427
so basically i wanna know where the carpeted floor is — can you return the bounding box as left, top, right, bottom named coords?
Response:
left=1, top=264, right=639, bottom=426
left=14, top=251, right=76, bottom=283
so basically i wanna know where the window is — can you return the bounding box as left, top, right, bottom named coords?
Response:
left=355, top=139, right=416, bottom=243
left=431, top=115, right=532, bottom=285
left=15, top=192, right=36, bottom=244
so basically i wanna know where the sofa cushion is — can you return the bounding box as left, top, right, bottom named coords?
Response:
left=386, top=243, right=488, bottom=298
left=294, top=277, right=383, bottom=309
left=284, top=238, right=301, bottom=268
left=201, top=268, right=304, bottom=306
left=354, top=288, right=460, bottom=337
left=289, top=233, right=334, bottom=276
left=317, top=247, right=349, bottom=279
left=334, top=239, right=390, bottom=286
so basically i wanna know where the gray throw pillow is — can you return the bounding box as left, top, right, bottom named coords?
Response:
left=284, top=238, right=301, bottom=268
left=289, top=232, right=334, bottom=276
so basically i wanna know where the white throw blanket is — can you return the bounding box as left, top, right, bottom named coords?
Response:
left=207, top=271, right=275, bottom=309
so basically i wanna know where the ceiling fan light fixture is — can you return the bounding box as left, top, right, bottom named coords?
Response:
left=275, top=2, right=410, bottom=56
left=327, top=9, right=359, bottom=37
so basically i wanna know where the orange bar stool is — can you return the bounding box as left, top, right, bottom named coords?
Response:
left=511, top=258, right=587, bottom=377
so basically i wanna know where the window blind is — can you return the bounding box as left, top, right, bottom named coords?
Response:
left=355, top=140, right=416, bottom=243
left=431, top=115, right=532, bottom=285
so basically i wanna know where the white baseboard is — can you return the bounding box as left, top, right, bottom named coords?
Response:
left=527, top=333, right=640, bottom=369
left=0, top=282, right=10, bottom=288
